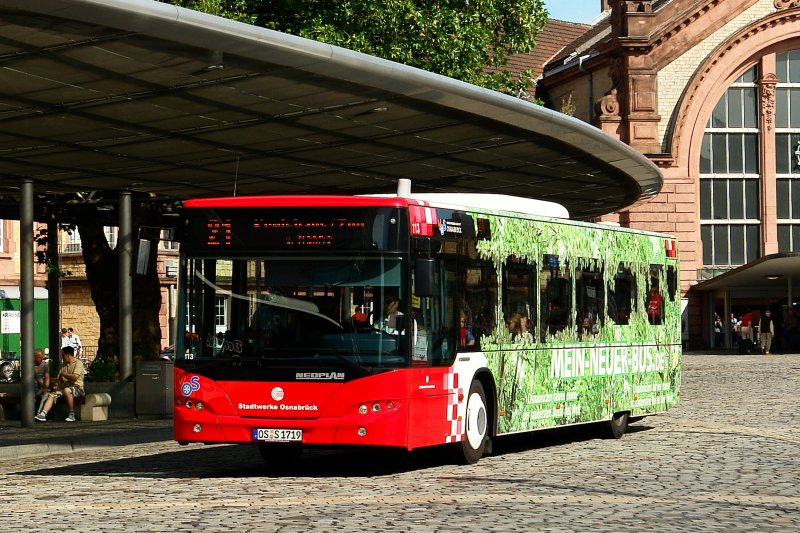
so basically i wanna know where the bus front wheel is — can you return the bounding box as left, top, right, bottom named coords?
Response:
left=606, top=411, right=629, bottom=439
left=454, top=380, right=488, bottom=464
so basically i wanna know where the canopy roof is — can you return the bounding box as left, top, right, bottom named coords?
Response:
left=693, top=253, right=800, bottom=292
left=0, top=0, right=662, bottom=220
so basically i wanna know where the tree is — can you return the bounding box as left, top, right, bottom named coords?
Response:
left=36, top=197, right=166, bottom=368
left=165, top=0, right=548, bottom=94
left=73, top=201, right=164, bottom=367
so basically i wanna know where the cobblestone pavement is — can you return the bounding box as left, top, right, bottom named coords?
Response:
left=2, top=352, right=798, bottom=532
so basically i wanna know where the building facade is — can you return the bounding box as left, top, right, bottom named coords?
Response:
left=0, top=222, right=178, bottom=359
left=537, top=0, right=800, bottom=349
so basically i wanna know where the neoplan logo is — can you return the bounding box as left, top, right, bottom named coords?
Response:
left=296, top=372, right=345, bottom=380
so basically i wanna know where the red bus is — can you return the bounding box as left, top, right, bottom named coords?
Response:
left=173, top=187, right=682, bottom=465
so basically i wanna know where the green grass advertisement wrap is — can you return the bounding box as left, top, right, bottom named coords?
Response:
left=469, top=212, right=681, bottom=433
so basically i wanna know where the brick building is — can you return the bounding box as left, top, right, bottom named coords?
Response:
left=531, top=0, right=800, bottom=349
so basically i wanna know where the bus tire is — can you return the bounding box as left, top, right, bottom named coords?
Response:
left=606, top=411, right=628, bottom=439
left=258, top=443, right=303, bottom=469
left=455, top=380, right=488, bottom=464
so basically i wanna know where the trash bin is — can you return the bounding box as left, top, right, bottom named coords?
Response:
left=135, top=361, right=174, bottom=418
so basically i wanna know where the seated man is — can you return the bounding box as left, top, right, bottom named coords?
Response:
left=35, top=346, right=85, bottom=422
left=33, top=348, right=50, bottom=412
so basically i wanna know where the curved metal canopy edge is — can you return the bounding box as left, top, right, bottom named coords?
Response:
left=0, top=0, right=662, bottom=220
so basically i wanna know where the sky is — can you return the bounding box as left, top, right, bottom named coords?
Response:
left=544, top=0, right=603, bottom=24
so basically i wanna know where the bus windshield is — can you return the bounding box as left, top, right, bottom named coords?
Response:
left=178, top=255, right=409, bottom=371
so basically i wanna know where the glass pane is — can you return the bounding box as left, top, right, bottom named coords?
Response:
left=777, top=180, right=790, bottom=219
left=714, top=225, right=728, bottom=265
left=711, top=96, right=726, bottom=128
left=700, top=180, right=711, bottom=219
left=701, top=225, right=713, bottom=265
left=743, top=88, right=757, bottom=128
left=777, top=52, right=788, bottom=83
left=713, top=180, right=728, bottom=219
left=792, top=179, right=800, bottom=218
left=700, top=135, right=711, bottom=173
left=712, top=134, right=727, bottom=173
left=730, top=225, right=744, bottom=265
left=777, top=88, right=789, bottom=129
left=729, top=134, right=743, bottom=174
left=791, top=50, right=800, bottom=83
left=794, top=134, right=800, bottom=174
left=745, top=225, right=760, bottom=262
left=778, top=225, right=790, bottom=252
left=730, top=179, right=744, bottom=219
left=741, top=65, right=757, bottom=83
left=776, top=134, right=790, bottom=174
left=744, top=134, right=758, bottom=174
left=728, top=89, right=742, bottom=128
left=791, top=89, right=800, bottom=127
left=745, top=180, right=759, bottom=219
left=793, top=225, right=800, bottom=251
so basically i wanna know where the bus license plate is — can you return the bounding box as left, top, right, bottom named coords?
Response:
left=253, top=428, right=303, bottom=442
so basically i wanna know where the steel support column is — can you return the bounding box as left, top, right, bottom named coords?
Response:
left=119, top=191, right=133, bottom=381
left=20, top=179, right=35, bottom=427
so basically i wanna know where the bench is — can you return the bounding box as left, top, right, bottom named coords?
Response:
left=78, top=393, right=112, bottom=421
left=0, top=392, right=111, bottom=421
left=53, top=393, right=111, bottom=421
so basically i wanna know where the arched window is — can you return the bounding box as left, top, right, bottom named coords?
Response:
left=775, top=51, right=800, bottom=252
left=699, top=66, right=760, bottom=266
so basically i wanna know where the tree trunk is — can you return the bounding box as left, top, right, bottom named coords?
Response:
left=75, top=202, right=163, bottom=362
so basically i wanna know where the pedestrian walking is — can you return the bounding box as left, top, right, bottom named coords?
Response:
left=714, top=313, right=723, bottom=347
left=730, top=312, right=740, bottom=345
left=760, top=310, right=775, bottom=355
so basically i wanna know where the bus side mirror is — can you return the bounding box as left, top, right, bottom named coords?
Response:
left=414, top=258, right=436, bottom=297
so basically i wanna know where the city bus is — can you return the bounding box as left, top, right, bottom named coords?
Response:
left=172, top=183, right=682, bottom=465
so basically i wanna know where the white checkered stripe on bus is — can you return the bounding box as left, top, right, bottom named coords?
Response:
left=444, top=369, right=465, bottom=443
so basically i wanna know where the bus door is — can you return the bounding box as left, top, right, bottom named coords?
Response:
left=407, top=248, right=459, bottom=448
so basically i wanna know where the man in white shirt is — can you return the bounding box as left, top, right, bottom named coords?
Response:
left=60, top=328, right=71, bottom=351
left=65, top=327, right=82, bottom=357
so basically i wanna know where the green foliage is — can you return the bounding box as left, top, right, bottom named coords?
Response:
left=163, top=0, right=548, bottom=94
left=86, top=357, right=120, bottom=382
left=34, top=225, right=74, bottom=278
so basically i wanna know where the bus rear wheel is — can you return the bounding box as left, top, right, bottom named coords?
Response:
left=454, top=380, right=488, bottom=464
left=605, top=411, right=629, bottom=439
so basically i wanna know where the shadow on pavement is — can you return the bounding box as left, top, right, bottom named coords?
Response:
left=11, top=421, right=654, bottom=479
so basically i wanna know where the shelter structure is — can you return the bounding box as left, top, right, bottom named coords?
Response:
left=0, top=0, right=665, bottom=425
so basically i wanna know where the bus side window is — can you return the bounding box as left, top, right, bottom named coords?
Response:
left=667, top=265, right=678, bottom=302
left=430, top=261, right=458, bottom=366
left=575, top=259, right=603, bottom=340
left=608, top=263, right=634, bottom=325
left=541, top=255, right=571, bottom=337
left=463, top=262, right=497, bottom=350
left=502, top=256, right=536, bottom=342
left=646, top=265, right=664, bottom=326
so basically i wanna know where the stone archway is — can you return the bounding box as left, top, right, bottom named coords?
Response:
left=670, top=9, right=800, bottom=170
